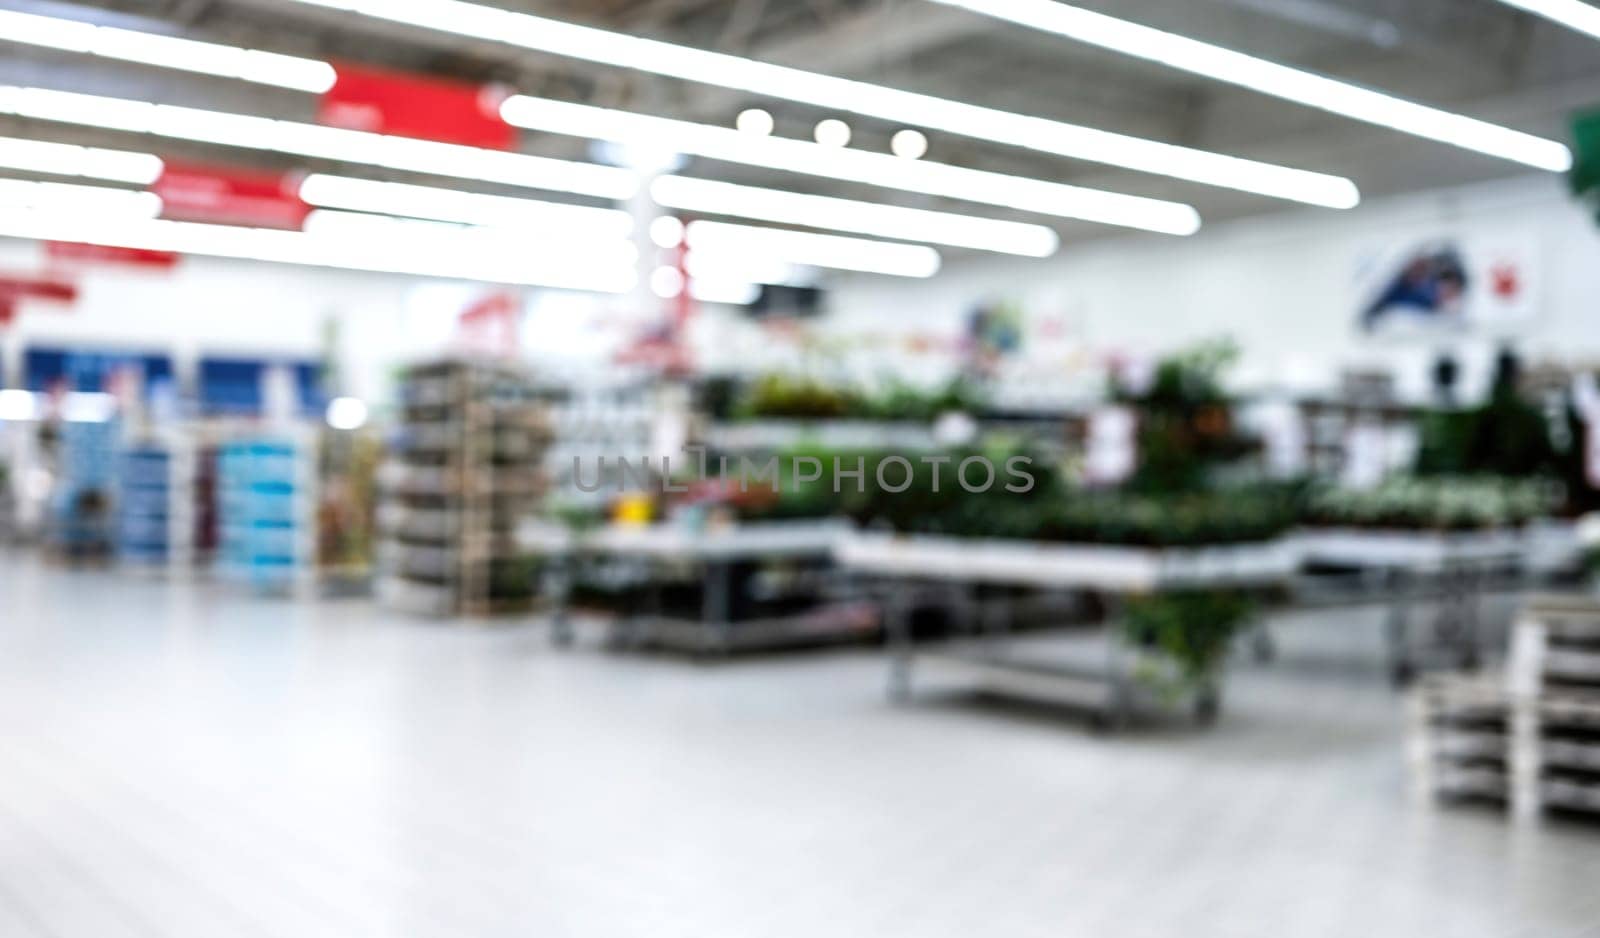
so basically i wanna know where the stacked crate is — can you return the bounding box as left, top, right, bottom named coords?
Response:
left=1415, top=595, right=1600, bottom=819
left=1520, top=595, right=1600, bottom=818
left=115, top=438, right=194, bottom=571
left=217, top=435, right=314, bottom=592
left=1411, top=676, right=1514, bottom=807
left=378, top=359, right=547, bottom=616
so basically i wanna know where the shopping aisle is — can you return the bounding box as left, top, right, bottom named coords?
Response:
left=0, top=552, right=1595, bottom=938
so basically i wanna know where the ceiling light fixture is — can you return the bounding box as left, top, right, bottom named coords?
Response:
left=0, top=198, right=639, bottom=292
left=280, top=0, right=1359, bottom=206
left=736, top=107, right=774, bottom=135
left=651, top=175, right=1059, bottom=257
left=685, top=220, right=941, bottom=278
left=891, top=129, right=929, bottom=160
left=0, top=135, right=164, bottom=184
left=0, top=175, right=163, bottom=217
left=930, top=0, right=1571, bottom=172
left=297, top=173, right=634, bottom=236
left=813, top=118, right=851, bottom=147
left=0, top=8, right=337, bottom=92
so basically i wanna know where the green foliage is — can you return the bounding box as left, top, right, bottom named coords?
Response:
left=733, top=374, right=986, bottom=422
left=1306, top=476, right=1558, bottom=531
left=1415, top=387, right=1559, bottom=478
left=1114, top=339, right=1254, bottom=493
left=1122, top=590, right=1255, bottom=692
left=734, top=374, right=861, bottom=420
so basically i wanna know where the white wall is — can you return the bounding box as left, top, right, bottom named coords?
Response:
left=825, top=173, right=1600, bottom=403
left=6, top=171, right=1597, bottom=408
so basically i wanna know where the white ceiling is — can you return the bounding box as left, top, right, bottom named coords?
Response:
left=3, top=0, right=1600, bottom=256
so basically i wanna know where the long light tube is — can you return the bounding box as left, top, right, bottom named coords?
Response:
left=0, top=9, right=337, bottom=92
left=0, top=176, right=162, bottom=217
left=685, top=221, right=941, bottom=278
left=0, top=135, right=164, bottom=184
left=652, top=175, right=1057, bottom=256
left=1491, top=1, right=1600, bottom=41
left=282, top=0, right=1358, bottom=207
left=929, top=0, right=1571, bottom=172
left=297, top=174, right=635, bottom=237
left=0, top=195, right=637, bottom=292
left=0, top=86, right=639, bottom=200
left=503, top=94, right=1200, bottom=235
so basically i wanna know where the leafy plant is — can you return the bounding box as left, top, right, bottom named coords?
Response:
left=1113, top=339, right=1255, bottom=493
left=1415, top=352, right=1558, bottom=479
left=732, top=374, right=987, bottom=422
left=1305, top=476, right=1557, bottom=531
left=1122, top=590, right=1255, bottom=695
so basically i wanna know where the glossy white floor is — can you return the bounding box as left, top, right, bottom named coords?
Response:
left=0, top=551, right=1597, bottom=938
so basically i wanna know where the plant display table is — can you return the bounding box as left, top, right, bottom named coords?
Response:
left=520, top=518, right=870, bottom=654
left=1295, top=527, right=1528, bottom=685
left=835, top=533, right=1297, bottom=728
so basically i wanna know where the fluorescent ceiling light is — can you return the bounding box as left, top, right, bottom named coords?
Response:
left=0, top=201, right=637, bottom=292
left=0, top=176, right=162, bottom=217
left=0, top=86, right=638, bottom=200
left=0, top=135, right=164, bottom=184
left=502, top=95, right=1201, bottom=235
left=0, top=9, right=337, bottom=93
left=1493, top=0, right=1600, bottom=41
left=685, top=220, right=941, bottom=278
left=652, top=175, right=1058, bottom=256
left=285, top=0, right=1358, bottom=207
left=931, top=0, right=1571, bottom=172
left=297, top=174, right=634, bottom=237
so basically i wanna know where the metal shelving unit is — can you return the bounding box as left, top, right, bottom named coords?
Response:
left=520, top=518, right=870, bottom=653
left=838, top=533, right=1298, bottom=727
left=378, top=358, right=548, bottom=617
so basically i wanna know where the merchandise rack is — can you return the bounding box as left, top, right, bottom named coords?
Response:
left=217, top=432, right=315, bottom=593
left=115, top=434, right=195, bottom=572
left=1414, top=594, right=1600, bottom=820
left=519, top=518, right=871, bottom=653
left=378, top=358, right=548, bottom=617
left=46, top=418, right=119, bottom=562
left=1295, top=528, right=1529, bottom=685
left=837, top=533, right=1298, bottom=727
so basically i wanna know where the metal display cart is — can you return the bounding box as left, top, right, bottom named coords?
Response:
left=836, top=533, right=1298, bottom=728
left=520, top=518, right=871, bottom=655
left=1295, top=528, right=1528, bottom=685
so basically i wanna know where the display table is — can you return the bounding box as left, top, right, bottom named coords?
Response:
left=835, top=533, right=1296, bottom=727
left=1294, top=527, right=1528, bottom=685
left=519, top=518, right=869, bottom=653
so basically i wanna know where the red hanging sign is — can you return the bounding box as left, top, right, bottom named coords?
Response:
left=45, top=241, right=181, bottom=270
left=0, top=273, right=78, bottom=304
left=0, top=272, right=77, bottom=328
left=318, top=62, right=514, bottom=151
left=153, top=161, right=311, bottom=230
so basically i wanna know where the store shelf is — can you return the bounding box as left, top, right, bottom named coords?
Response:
left=379, top=358, right=548, bottom=616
